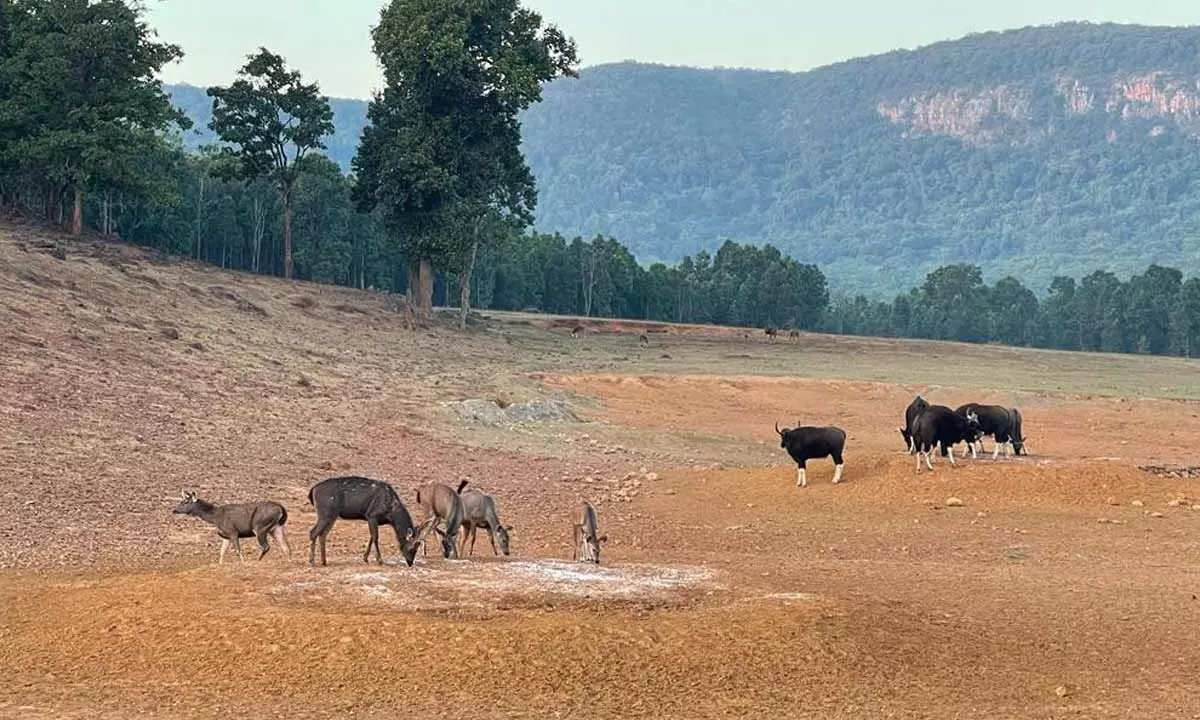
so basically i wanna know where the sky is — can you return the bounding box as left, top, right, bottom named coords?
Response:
left=147, top=0, right=1200, bottom=99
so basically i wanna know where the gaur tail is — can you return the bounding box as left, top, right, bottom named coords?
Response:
left=456, top=479, right=469, bottom=494
left=278, top=505, right=289, bottom=527
left=307, top=486, right=315, bottom=506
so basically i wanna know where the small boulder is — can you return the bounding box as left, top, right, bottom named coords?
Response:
left=946, top=497, right=965, bottom=508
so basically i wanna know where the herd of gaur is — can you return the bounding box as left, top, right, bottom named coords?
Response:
left=775, top=394, right=1028, bottom=487
left=173, top=394, right=1025, bottom=566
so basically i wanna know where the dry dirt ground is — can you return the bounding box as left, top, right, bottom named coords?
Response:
left=3, top=220, right=1200, bottom=718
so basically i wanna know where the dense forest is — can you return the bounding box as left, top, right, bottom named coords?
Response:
left=3, top=4, right=1200, bottom=357
left=166, top=23, right=1200, bottom=294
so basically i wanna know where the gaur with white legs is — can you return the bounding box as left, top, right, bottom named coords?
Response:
left=572, top=501, right=607, bottom=564
left=415, top=480, right=467, bottom=559
left=911, top=405, right=982, bottom=472
left=172, top=490, right=290, bottom=564
left=956, top=403, right=1029, bottom=458
left=459, top=488, right=513, bottom=556
left=775, top=422, right=847, bottom=487
left=307, top=476, right=430, bottom=567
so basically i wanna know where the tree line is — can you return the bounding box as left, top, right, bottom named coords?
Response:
left=2, top=3, right=1200, bottom=357
left=826, top=263, right=1200, bottom=357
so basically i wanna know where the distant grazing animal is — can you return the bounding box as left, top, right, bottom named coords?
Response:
left=775, top=422, right=847, bottom=487
left=571, top=325, right=584, bottom=339
left=788, top=330, right=800, bottom=343
left=899, top=395, right=929, bottom=453
left=638, top=333, right=649, bottom=346
left=172, top=490, right=289, bottom=564
left=307, top=476, right=430, bottom=567
left=415, top=480, right=467, bottom=558
left=956, top=403, right=1028, bottom=458
left=459, top=488, right=512, bottom=556
left=910, top=405, right=982, bottom=472
left=764, top=327, right=778, bottom=342
left=572, top=501, right=606, bottom=564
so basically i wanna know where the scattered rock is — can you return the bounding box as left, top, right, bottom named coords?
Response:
left=946, top=497, right=964, bottom=508
left=1131, top=500, right=1145, bottom=508
left=158, top=326, right=180, bottom=341
left=1055, top=685, right=1070, bottom=698
left=645, top=472, right=660, bottom=482
left=297, top=375, right=314, bottom=389
left=1105, top=497, right=1119, bottom=506
left=663, top=489, right=677, bottom=496
left=1150, top=512, right=1165, bottom=518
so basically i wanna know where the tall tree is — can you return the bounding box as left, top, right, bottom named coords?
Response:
left=208, top=48, right=334, bottom=279
left=2, top=0, right=187, bottom=232
left=354, top=0, right=578, bottom=325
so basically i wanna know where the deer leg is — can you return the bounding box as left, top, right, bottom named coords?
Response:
left=273, top=526, right=291, bottom=556
left=219, top=538, right=229, bottom=565
left=308, top=516, right=334, bottom=567
left=365, top=519, right=381, bottom=564
left=487, top=526, right=498, bottom=556
left=231, top=534, right=244, bottom=563
left=572, top=525, right=580, bottom=561
left=255, top=528, right=271, bottom=560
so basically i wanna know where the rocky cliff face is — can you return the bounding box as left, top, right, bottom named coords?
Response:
left=878, top=72, right=1200, bottom=144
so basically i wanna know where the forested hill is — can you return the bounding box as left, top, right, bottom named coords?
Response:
left=169, top=22, right=1200, bottom=293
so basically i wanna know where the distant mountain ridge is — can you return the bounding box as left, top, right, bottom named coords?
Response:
left=167, top=22, right=1200, bottom=293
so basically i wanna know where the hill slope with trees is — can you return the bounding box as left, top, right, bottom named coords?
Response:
left=172, top=22, right=1200, bottom=293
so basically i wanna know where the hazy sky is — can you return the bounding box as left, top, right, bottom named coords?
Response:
left=148, top=1, right=1200, bottom=99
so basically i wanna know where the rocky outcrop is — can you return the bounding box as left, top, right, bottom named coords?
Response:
left=879, top=71, right=1200, bottom=144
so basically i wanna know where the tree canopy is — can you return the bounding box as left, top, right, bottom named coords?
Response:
left=352, top=0, right=578, bottom=323
left=0, top=0, right=188, bottom=232
left=207, top=48, right=334, bottom=279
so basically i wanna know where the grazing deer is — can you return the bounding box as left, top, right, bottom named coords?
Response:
left=572, top=501, right=607, bottom=564
left=415, top=480, right=467, bottom=558
left=307, top=476, right=430, bottom=567
left=459, top=488, right=512, bottom=556
left=172, top=490, right=290, bottom=564
left=638, top=333, right=649, bottom=346
left=788, top=329, right=800, bottom=343
left=764, top=327, right=778, bottom=342
left=571, top=325, right=584, bottom=339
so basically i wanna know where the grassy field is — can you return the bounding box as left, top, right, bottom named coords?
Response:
left=3, top=220, right=1200, bottom=719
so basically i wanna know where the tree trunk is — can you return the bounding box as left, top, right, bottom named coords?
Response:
left=459, top=239, right=479, bottom=331
left=251, top=196, right=265, bottom=274
left=417, top=257, right=434, bottom=323
left=404, top=261, right=419, bottom=330
left=71, top=187, right=83, bottom=235
left=281, top=184, right=294, bottom=279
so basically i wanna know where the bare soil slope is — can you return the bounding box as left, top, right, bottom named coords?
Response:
left=3, top=222, right=1200, bottom=719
